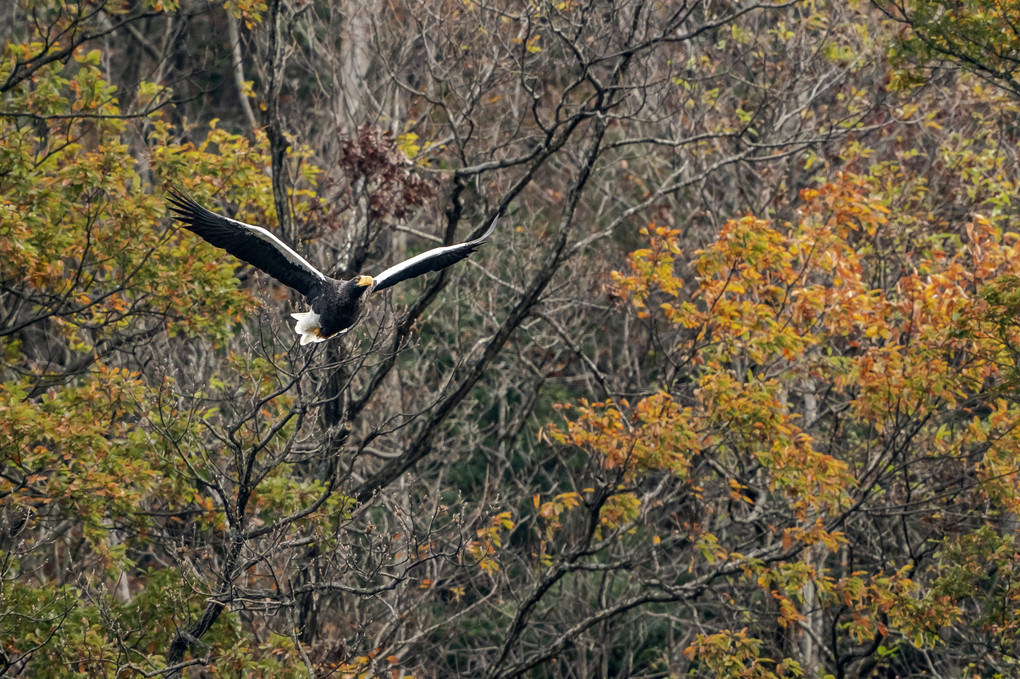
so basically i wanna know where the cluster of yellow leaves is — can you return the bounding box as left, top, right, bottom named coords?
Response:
left=467, top=511, right=515, bottom=574
left=749, top=558, right=958, bottom=643
left=532, top=491, right=580, bottom=566
left=223, top=0, right=268, bottom=27
left=238, top=634, right=414, bottom=679
left=547, top=393, right=695, bottom=474
left=683, top=628, right=804, bottom=679
left=336, top=647, right=411, bottom=679
left=534, top=491, right=581, bottom=534
left=827, top=567, right=957, bottom=646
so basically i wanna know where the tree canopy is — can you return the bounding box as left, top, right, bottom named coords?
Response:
left=4, top=0, right=1020, bottom=676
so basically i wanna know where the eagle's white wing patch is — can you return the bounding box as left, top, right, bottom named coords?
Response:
left=234, top=218, right=328, bottom=282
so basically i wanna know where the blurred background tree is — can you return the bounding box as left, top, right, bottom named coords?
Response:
left=4, top=0, right=1020, bottom=676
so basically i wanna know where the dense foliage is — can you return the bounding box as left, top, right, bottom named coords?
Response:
left=4, top=0, right=1020, bottom=677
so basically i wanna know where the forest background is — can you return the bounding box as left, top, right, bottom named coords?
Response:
left=5, top=0, right=1020, bottom=676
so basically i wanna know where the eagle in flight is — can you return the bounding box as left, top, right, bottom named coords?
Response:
left=166, top=188, right=498, bottom=345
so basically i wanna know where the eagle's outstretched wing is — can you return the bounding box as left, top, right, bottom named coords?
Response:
left=372, top=216, right=499, bottom=293
left=166, top=187, right=326, bottom=297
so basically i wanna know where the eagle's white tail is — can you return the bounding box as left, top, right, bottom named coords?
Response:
left=291, top=310, right=327, bottom=345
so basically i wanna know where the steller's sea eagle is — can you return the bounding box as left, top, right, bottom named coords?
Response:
left=166, top=187, right=498, bottom=345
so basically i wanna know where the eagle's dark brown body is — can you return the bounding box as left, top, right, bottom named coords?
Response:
left=306, top=278, right=372, bottom=338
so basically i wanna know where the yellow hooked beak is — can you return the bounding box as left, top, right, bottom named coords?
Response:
left=356, top=275, right=374, bottom=287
